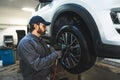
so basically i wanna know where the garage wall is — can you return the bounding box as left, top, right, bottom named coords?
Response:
left=0, top=25, right=27, bottom=46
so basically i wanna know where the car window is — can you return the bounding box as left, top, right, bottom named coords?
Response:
left=35, top=2, right=50, bottom=11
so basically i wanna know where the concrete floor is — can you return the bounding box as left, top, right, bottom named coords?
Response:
left=56, top=61, right=120, bottom=80
left=0, top=61, right=120, bottom=80
left=81, top=66, right=120, bottom=80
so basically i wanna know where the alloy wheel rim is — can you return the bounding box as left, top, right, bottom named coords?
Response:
left=58, top=31, right=81, bottom=69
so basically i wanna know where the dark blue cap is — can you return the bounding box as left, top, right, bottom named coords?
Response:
left=29, top=15, right=51, bottom=26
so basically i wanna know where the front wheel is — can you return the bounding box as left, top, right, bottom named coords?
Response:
left=56, top=25, right=96, bottom=74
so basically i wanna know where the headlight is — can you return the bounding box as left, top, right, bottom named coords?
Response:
left=110, top=8, right=120, bottom=24
left=117, top=13, right=120, bottom=23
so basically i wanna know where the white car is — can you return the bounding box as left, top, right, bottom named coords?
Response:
left=33, top=0, right=120, bottom=74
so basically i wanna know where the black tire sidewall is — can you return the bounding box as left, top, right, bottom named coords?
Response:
left=56, top=25, right=90, bottom=74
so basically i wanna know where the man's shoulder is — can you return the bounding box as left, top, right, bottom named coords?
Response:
left=18, top=34, right=40, bottom=47
left=18, top=35, right=31, bottom=45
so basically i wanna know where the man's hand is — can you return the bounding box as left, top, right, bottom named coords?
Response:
left=56, top=50, right=62, bottom=59
left=48, top=44, right=63, bottom=59
left=49, top=45, right=62, bottom=59
left=49, top=46, right=55, bottom=52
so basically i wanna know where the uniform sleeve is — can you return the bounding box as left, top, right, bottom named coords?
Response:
left=17, top=40, right=58, bottom=71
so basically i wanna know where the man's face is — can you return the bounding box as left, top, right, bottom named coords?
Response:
left=37, top=23, right=47, bottom=35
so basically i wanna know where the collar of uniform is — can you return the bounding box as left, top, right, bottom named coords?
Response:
left=27, top=33, right=42, bottom=42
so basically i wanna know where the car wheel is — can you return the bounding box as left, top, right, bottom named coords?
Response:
left=53, top=15, right=96, bottom=74
left=56, top=25, right=93, bottom=74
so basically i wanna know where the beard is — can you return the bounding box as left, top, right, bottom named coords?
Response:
left=37, top=27, right=46, bottom=35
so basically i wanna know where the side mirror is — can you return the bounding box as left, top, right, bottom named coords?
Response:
left=39, top=0, right=52, bottom=2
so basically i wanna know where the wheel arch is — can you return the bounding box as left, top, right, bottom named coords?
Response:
left=51, top=4, right=101, bottom=55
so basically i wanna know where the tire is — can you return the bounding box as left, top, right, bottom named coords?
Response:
left=53, top=15, right=96, bottom=74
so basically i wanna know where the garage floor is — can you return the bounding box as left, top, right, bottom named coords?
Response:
left=0, top=60, right=120, bottom=80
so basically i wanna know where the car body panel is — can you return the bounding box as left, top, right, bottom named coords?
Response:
left=33, top=0, right=120, bottom=45
left=33, top=0, right=120, bottom=58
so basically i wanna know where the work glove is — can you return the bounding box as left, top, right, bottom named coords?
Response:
left=49, top=44, right=63, bottom=59
left=49, top=45, right=55, bottom=52
left=56, top=50, right=62, bottom=59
